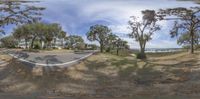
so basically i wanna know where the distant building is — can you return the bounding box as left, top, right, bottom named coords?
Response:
left=18, top=38, right=67, bottom=49
left=18, top=39, right=30, bottom=49
left=52, top=37, right=66, bottom=49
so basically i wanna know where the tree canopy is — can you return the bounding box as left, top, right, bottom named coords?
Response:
left=0, top=0, right=45, bottom=34
left=0, top=35, right=17, bottom=48
left=128, top=10, right=161, bottom=59
left=87, top=24, right=111, bottom=52
left=13, top=23, right=66, bottom=49
left=158, top=7, right=200, bottom=53
left=66, top=35, right=84, bottom=49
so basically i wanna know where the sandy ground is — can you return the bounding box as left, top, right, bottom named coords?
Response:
left=0, top=51, right=199, bottom=99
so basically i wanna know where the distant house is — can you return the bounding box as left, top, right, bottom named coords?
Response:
left=85, top=44, right=98, bottom=50
left=18, top=37, right=67, bottom=49
left=52, top=37, right=66, bottom=49
left=18, top=39, right=31, bottom=49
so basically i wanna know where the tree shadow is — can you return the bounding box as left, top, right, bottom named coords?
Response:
left=15, top=52, right=30, bottom=59
left=0, top=52, right=199, bottom=98
left=0, top=59, right=35, bottom=82
left=35, top=55, right=63, bottom=64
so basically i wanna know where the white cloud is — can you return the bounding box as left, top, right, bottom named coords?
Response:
left=32, top=0, right=199, bottom=48
left=109, top=25, right=131, bottom=34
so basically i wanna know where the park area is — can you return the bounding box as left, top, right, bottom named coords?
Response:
left=0, top=49, right=200, bottom=99
left=0, top=0, right=200, bottom=99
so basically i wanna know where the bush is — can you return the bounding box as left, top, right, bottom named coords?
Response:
left=52, top=47, right=58, bottom=49
left=106, top=48, right=111, bottom=52
left=34, top=43, right=41, bottom=49
left=136, top=53, right=146, bottom=59
left=76, top=43, right=85, bottom=50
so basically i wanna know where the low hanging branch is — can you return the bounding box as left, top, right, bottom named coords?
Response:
left=157, top=7, right=200, bottom=53
left=0, top=0, right=45, bottom=34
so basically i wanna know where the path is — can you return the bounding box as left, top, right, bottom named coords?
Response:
left=4, top=50, right=95, bottom=67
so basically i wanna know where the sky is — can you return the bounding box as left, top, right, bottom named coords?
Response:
left=3, top=0, right=200, bottom=49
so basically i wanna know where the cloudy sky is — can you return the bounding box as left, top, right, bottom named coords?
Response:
left=4, top=0, right=199, bottom=48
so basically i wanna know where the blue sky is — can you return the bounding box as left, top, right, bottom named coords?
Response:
left=3, top=0, right=199, bottom=48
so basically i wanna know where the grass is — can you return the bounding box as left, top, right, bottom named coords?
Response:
left=0, top=51, right=199, bottom=98
left=0, top=53, right=12, bottom=61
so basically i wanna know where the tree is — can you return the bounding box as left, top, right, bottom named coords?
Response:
left=87, top=24, right=111, bottom=52
left=177, top=31, right=200, bottom=49
left=114, top=38, right=129, bottom=55
left=158, top=7, right=200, bottom=53
left=58, top=31, right=67, bottom=47
left=0, top=35, right=17, bottom=48
left=66, top=35, right=84, bottom=49
left=42, top=23, right=62, bottom=48
left=13, top=23, right=65, bottom=49
left=76, top=42, right=85, bottom=50
left=128, top=10, right=161, bottom=59
left=13, top=24, right=32, bottom=49
left=0, top=0, right=45, bottom=34
left=85, top=44, right=98, bottom=50
left=13, top=23, right=44, bottom=49
left=106, top=33, right=118, bottom=52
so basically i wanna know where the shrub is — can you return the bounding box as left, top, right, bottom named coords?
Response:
left=52, top=47, right=58, bottom=49
left=34, top=43, right=41, bottom=49
left=136, top=53, right=146, bottom=59
left=106, top=48, right=111, bottom=52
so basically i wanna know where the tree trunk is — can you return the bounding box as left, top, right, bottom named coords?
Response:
left=25, top=39, right=28, bottom=49
left=139, top=42, right=145, bottom=54
left=61, top=39, right=64, bottom=48
left=140, top=47, right=145, bottom=55
left=100, top=42, right=103, bottom=53
left=117, top=48, right=119, bottom=55
left=40, top=40, right=43, bottom=49
left=48, top=41, right=51, bottom=49
left=31, top=36, right=36, bottom=49
left=138, top=42, right=146, bottom=59
left=191, top=31, right=194, bottom=54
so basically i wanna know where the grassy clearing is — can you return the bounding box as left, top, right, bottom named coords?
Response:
left=0, top=51, right=199, bottom=98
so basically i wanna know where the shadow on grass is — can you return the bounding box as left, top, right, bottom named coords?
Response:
left=34, top=55, right=63, bottom=64
left=0, top=53, right=199, bottom=98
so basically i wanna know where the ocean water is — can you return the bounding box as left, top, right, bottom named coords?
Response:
left=145, top=48, right=183, bottom=53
